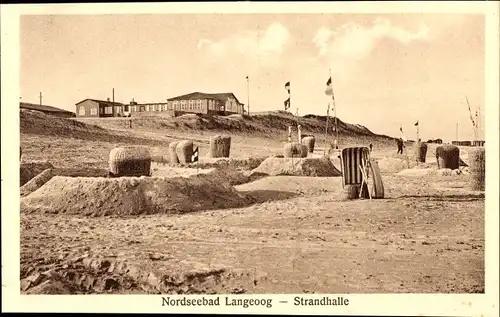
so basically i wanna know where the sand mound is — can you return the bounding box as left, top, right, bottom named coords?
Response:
left=20, top=109, right=105, bottom=137
left=151, top=163, right=265, bottom=186
left=21, top=174, right=252, bottom=217
left=252, top=157, right=342, bottom=177
left=153, top=156, right=267, bottom=171
left=376, top=157, right=413, bottom=173
left=151, top=164, right=215, bottom=178
left=21, top=109, right=165, bottom=146
left=197, top=156, right=267, bottom=171
left=396, top=168, right=469, bottom=177
left=20, top=161, right=54, bottom=186
left=20, top=167, right=109, bottom=197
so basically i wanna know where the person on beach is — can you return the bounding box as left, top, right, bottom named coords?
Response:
left=396, top=138, right=404, bottom=155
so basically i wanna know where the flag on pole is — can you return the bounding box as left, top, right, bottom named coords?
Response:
left=465, top=96, right=476, bottom=127
left=191, top=146, right=199, bottom=162
left=414, top=121, right=419, bottom=126
left=325, top=77, right=334, bottom=98
left=400, top=126, right=407, bottom=141
left=284, top=98, right=290, bottom=110
left=284, top=81, right=291, bottom=110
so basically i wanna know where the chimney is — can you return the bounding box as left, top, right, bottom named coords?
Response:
left=107, top=98, right=110, bottom=102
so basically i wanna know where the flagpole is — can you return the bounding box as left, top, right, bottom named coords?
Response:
left=290, top=82, right=300, bottom=142
left=324, top=101, right=330, bottom=156
left=417, top=122, right=419, bottom=141
left=330, top=68, right=339, bottom=149
left=246, top=76, right=250, bottom=116
left=477, top=102, right=481, bottom=142
left=285, top=81, right=292, bottom=142
left=292, top=83, right=298, bottom=129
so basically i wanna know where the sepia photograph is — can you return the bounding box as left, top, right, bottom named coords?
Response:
left=2, top=1, right=499, bottom=315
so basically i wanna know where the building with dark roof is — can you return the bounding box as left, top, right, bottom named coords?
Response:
left=75, top=92, right=245, bottom=118
left=20, top=102, right=75, bottom=118
left=75, top=98, right=127, bottom=118
left=129, top=100, right=169, bottom=114
left=166, top=92, right=245, bottom=115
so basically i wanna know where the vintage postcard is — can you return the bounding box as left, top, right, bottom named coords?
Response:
left=1, top=1, right=499, bottom=316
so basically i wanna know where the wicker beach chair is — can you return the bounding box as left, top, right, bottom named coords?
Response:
left=339, top=146, right=384, bottom=199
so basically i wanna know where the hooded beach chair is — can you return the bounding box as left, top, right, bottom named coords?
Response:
left=339, top=146, right=384, bottom=199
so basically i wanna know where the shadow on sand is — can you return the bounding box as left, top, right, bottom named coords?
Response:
left=395, top=193, right=484, bottom=202
left=239, top=190, right=299, bottom=204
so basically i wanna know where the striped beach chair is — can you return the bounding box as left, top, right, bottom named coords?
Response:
left=340, top=147, right=370, bottom=188
left=339, top=147, right=385, bottom=199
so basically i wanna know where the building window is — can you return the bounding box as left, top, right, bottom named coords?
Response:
left=131, top=106, right=136, bottom=112
left=79, top=106, right=86, bottom=116
left=104, top=106, right=113, bottom=114
left=90, top=107, right=97, bottom=116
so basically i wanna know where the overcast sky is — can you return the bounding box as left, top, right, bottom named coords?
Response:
left=20, top=14, right=485, bottom=141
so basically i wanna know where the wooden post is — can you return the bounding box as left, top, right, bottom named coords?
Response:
left=333, top=106, right=338, bottom=148
left=246, top=76, right=250, bottom=116
left=324, top=102, right=330, bottom=156
left=112, top=88, right=115, bottom=117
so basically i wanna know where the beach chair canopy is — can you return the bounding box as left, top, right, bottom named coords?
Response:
left=340, top=146, right=370, bottom=187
